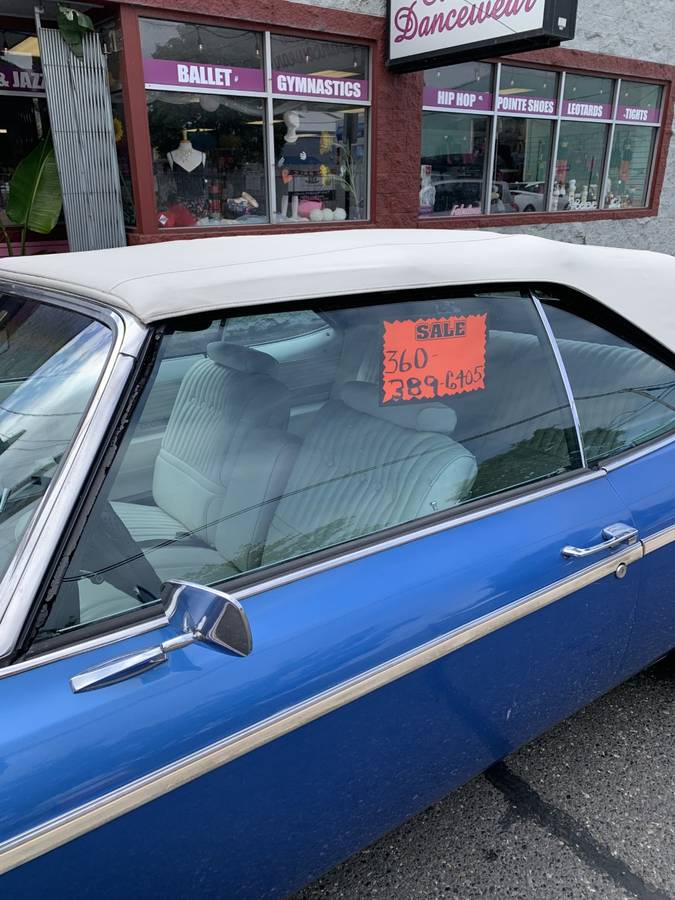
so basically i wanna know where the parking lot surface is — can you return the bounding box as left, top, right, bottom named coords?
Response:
left=295, top=655, right=674, bottom=900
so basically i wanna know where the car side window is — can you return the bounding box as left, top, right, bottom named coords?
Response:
left=34, top=290, right=581, bottom=647
left=541, top=296, right=675, bottom=463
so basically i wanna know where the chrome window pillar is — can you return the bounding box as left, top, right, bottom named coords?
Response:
left=530, top=290, right=588, bottom=469
left=0, top=282, right=148, bottom=662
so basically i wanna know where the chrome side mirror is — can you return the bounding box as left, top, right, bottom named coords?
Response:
left=161, top=580, right=252, bottom=657
left=71, top=581, right=252, bottom=693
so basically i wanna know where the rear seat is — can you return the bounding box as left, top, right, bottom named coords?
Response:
left=261, top=380, right=477, bottom=566
left=557, top=338, right=675, bottom=457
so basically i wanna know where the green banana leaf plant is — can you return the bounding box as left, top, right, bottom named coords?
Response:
left=1, top=134, right=63, bottom=257
left=57, top=4, right=95, bottom=60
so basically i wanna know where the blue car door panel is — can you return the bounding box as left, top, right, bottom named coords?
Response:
left=604, top=440, right=675, bottom=675
left=0, top=472, right=639, bottom=898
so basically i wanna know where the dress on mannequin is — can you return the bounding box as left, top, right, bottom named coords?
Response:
left=158, top=130, right=209, bottom=225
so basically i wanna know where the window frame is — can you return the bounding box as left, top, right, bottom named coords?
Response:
left=136, top=15, right=373, bottom=232
left=419, top=58, right=669, bottom=224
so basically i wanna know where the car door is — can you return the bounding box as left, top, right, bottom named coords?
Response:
left=539, top=289, right=675, bottom=677
left=0, top=286, right=640, bottom=899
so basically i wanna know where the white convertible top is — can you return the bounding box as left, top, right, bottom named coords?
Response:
left=1, top=230, right=674, bottom=350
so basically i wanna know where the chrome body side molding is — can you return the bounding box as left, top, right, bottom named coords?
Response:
left=642, top=523, right=675, bottom=556
left=0, top=542, right=643, bottom=876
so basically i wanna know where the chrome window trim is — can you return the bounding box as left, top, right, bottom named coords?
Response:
left=0, top=540, right=644, bottom=875
left=0, top=279, right=148, bottom=661
left=601, top=431, right=675, bottom=471
left=530, top=291, right=587, bottom=469
left=0, top=468, right=604, bottom=680
left=232, top=469, right=603, bottom=602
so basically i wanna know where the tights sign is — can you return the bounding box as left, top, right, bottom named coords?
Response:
left=387, top=0, right=577, bottom=71
left=382, top=315, right=487, bottom=404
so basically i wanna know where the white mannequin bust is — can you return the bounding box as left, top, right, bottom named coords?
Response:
left=167, top=129, right=206, bottom=172
left=283, top=110, right=300, bottom=144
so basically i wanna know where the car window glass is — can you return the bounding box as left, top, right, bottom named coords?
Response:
left=541, top=297, right=675, bottom=463
left=0, top=294, right=113, bottom=583
left=37, top=291, right=580, bottom=645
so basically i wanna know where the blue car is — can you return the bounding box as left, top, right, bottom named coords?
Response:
left=0, top=230, right=673, bottom=898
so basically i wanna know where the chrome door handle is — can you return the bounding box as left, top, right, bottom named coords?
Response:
left=562, top=523, right=639, bottom=559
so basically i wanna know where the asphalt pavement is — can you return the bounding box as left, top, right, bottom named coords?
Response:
left=294, top=654, right=675, bottom=900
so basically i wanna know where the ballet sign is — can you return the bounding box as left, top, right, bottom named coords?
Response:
left=387, top=0, right=577, bottom=71
left=143, top=58, right=265, bottom=94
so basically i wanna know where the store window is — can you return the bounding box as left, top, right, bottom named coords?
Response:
left=272, top=101, right=367, bottom=223
left=419, top=62, right=665, bottom=220
left=421, top=63, right=492, bottom=216
left=604, top=125, right=656, bottom=209
left=554, top=122, right=608, bottom=211
left=0, top=30, right=50, bottom=246
left=494, top=117, right=553, bottom=213
left=148, top=91, right=267, bottom=228
left=140, top=19, right=370, bottom=229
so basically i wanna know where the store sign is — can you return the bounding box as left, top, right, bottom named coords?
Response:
left=387, top=0, right=578, bottom=72
left=0, top=61, right=44, bottom=94
left=617, top=105, right=660, bottom=124
left=497, top=94, right=557, bottom=115
left=143, top=58, right=265, bottom=94
left=423, top=87, right=492, bottom=110
left=561, top=99, right=612, bottom=119
left=272, top=71, right=370, bottom=101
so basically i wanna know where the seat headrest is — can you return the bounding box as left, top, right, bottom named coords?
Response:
left=340, top=381, right=457, bottom=434
left=207, top=342, right=280, bottom=377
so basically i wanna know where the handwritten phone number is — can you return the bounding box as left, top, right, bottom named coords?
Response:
left=386, top=366, right=484, bottom=400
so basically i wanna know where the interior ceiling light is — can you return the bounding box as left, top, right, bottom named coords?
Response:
left=7, top=36, right=40, bottom=57
left=310, top=70, right=356, bottom=79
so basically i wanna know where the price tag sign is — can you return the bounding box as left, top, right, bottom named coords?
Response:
left=382, top=314, right=487, bottom=404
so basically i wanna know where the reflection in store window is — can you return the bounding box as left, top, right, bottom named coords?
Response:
left=420, top=112, right=489, bottom=216
left=272, top=102, right=367, bottom=224
left=554, top=122, right=608, bottom=212
left=604, top=125, right=656, bottom=209
left=148, top=91, right=268, bottom=228
left=494, top=117, right=553, bottom=214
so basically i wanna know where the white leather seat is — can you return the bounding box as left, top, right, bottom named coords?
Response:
left=262, top=381, right=477, bottom=566
left=114, top=341, right=297, bottom=583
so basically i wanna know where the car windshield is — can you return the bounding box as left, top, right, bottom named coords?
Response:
left=0, top=293, right=113, bottom=582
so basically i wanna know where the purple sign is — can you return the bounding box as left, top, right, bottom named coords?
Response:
left=618, top=105, right=660, bottom=124
left=272, top=71, right=369, bottom=102
left=0, top=62, right=44, bottom=94
left=497, top=94, right=557, bottom=116
left=423, top=87, right=492, bottom=111
left=562, top=99, right=612, bottom=120
left=143, top=58, right=264, bottom=94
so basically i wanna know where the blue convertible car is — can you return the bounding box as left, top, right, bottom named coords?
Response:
left=0, top=230, right=674, bottom=897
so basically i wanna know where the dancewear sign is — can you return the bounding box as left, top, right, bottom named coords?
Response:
left=387, top=0, right=577, bottom=71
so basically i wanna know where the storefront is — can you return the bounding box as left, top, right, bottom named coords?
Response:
left=2, top=0, right=674, bottom=254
